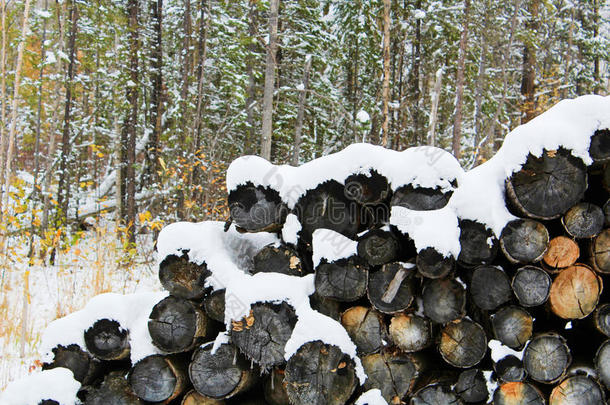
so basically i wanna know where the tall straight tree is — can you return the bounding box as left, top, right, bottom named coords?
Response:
left=260, top=0, right=279, bottom=161
left=451, top=0, right=471, bottom=159
left=146, top=0, right=163, bottom=187
left=380, top=0, right=391, bottom=147
left=521, top=0, right=539, bottom=123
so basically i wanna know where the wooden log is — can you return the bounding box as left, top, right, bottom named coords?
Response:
left=389, top=313, right=433, bottom=353
left=494, top=355, right=526, bottom=383
left=422, top=278, right=466, bottom=324
left=454, top=368, right=488, bottom=403
left=159, top=254, right=210, bottom=300
left=231, top=302, right=297, bottom=369
left=181, top=390, right=226, bottom=405
left=344, top=170, right=390, bottom=205
left=549, top=263, right=602, bottom=319
left=340, top=306, right=385, bottom=355
left=284, top=341, right=357, bottom=405
left=506, top=148, right=587, bottom=220
left=264, top=368, right=290, bottom=405
left=594, top=304, right=610, bottom=337
left=39, top=401, right=60, bottom=405
left=511, top=265, right=552, bottom=307
left=84, top=318, right=130, bottom=361
left=591, top=228, right=610, bottom=273
left=228, top=184, right=288, bottom=232
left=294, top=180, right=360, bottom=242
left=189, top=343, right=257, bottom=399
left=416, top=247, right=455, bottom=279
left=491, top=306, right=533, bottom=350
left=42, top=344, right=100, bottom=385
left=314, top=258, right=368, bottom=302
left=410, top=383, right=462, bottom=405
left=391, top=185, right=452, bottom=211
left=604, top=199, right=610, bottom=226
left=543, top=236, right=580, bottom=271
left=457, top=219, right=498, bottom=266
left=357, top=229, right=398, bottom=266
left=549, top=374, right=606, bottom=405
left=148, top=295, right=208, bottom=353
left=523, top=333, right=571, bottom=384
left=203, top=289, right=226, bottom=323
left=367, top=262, right=415, bottom=314
left=562, top=202, right=604, bottom=239
left=492, top=382, right=545, bottom=405
left=595, top=339, right=610, bottom=390
left=85, top=371, right=142, bottom=405
left=589, top=128, right=610, bottom=163
left=470, top=265, right=512, bottom=311
left=361, top=350, right=418, bottom=403
left=500, top=219, right=549, bottom=264
left=129, top=354, right=188, bottom=403
left=252, top=244, right=304, bottom=277
left=309, top=292, right=340, bottom=321
left=439, top=319, right=487, bottom=368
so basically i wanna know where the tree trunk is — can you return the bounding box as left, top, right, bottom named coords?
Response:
left=244, top=1, right=258, bottom=155
left=291, top=55, right=312, bottom=165
left=146, top=0, right=163, bottom=187
left=125, top=0, right=139, bottom=244
left=427, top=67, right=443, bottom=147
left=260, top=0, right=279, bottom=160
left=84, top=319, right=131, bottom=361
left=521, top=0, right=539, bottom=124
left=380, top=0, right=391, bottom=147
left=451, top=0, right=471, bottom=159
left=148, top=296, right=208, bottom=353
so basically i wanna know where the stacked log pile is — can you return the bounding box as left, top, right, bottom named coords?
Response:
left=27, top=97, right=610, bottom=405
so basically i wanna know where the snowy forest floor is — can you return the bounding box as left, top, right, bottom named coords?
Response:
left=0, top=221, right=162, bottom=390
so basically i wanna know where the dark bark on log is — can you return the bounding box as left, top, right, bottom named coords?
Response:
left=494, top=355, right=526, bottom=383
left=457, top=219, right=498, bottom=266
left=294, top=181, right=361, bottom=243
left=389, top=313, right=433, bottom=353
left=85, top=371, right=142, bottom=405
left=357, top=229, right=398, bottom=266
left=549, top=374, right=606, bottom=404
left=562, top=202, right=604, bottom=238
left=264, top=368, right=290, bottom=405
left=410, top=383, right=462, bottom=405
left=470, top=265, right=512, bottom=311
left=589, top=129, right=610, bottom=163
left=361, top=351, right=418, bottom=403
left=344, top=170, right=390, bottom=205
left=228, top=184, right=288, bottom=233
left=422, top=278, right=466, bottom=324
left=159, top=253, right=210, bottom=300
left=367, top=262, right=415, bottom=314
left=391, top=185, right=452, bottom=211
left=43, top=344, right=100, bottom=385
left=604, top=199, right=610, bottom=226
left=253, top=244, right=304, bottom=276
left=309, top=292, right=340, bottom=321
left=523, top=333, right=571, bottom=384
left=492, top=381, right=545, bottom=405
left=454, top=368, right=488, bottom=403
left=543, top=236, right=580, bottom=271
left=182, top=390, right=225, bottom=405
left=189, top=343, right=257, bottom=399
left=84, top=319, right=130, bottom=361
left=595, top=304, right=610, bottom=337
left=315, top=258, right=368, bottom=302
left=340, top=306, right=385, bottom=355
left=129, top=355, right=188, bottom=403
left=204, top=289, right=226, bottom=323
left=148, top=295, right=208, bottom=353
left=439, top=319, right=487, bottom=368
left=284, top=341, right=357, bottom=405
left=416, top=247, right=455, bottom=279
left=231, top=302, right=297, bottom=369
left=549, top=264, right=602, bottom=319
left=491, top=306, right=533, bottom=350
left=506, top=148, right=587, bottom=220
left=511, top=265, right=551, bottom=307
left=500, top=219, right=549, bottom=264
left=595, top=339, right=610, bottom=390
left=591, top=228, right=610, bottom=273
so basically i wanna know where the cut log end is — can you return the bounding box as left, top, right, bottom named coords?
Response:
left=595, top=339, right=610, bottom=390
left=367, top=262, right=414, bottom=314
left=470, top=265, right=512, bottom=311
left=523, top=333, right=571, bottom=384
left=511, top=265, right=551, bottom=307
left=422, top=277, right=466, bottom=324
left=410, top=383, right=461, bottom=405
left=592, top=229, right=610, bottom=274
left=500, top=219, right=549, bottom=264
left=455, top=368, right=488, bottom=403
left=549, top=375, right=606, bottom=405
left=491, top=306, right=533, bottom=350
left=362, top=351, right=418, bottom=403
left=159, top=254, right=210, bottom=300
left=181, top=390, right=226, bottom=405
left=416, top=247, right=455, bottom=279
left=148, top=295, right=207, bottom=353
left=493, top=381, right=545, bottom=405
left=595, top=304, right=610, bottom=337
left=589, top=128, right=610, bottom=163
left=344, top=170, right=390, bottom=205
left=391, top=185, right=452, bottom=211
left=495, top=355, right=527, bottom=383
left=549, top=264, right=602, bottom=319
left=357, top=229, right=398, bottom=266
left=439, top=319, right=487, bottom=368
left=340, top=306, right=385, bottom=355
left=389, top=313, right=433, bottom=353
left=228, top=184, right=288, bottom=232
left=457, top=219, right=498, bottom=266
left=203, top=289, right=226, bottom=323
left=315, top=259, right=368, bottom=302
left=129, top=355, right=187, bottom=403
left=562, top=202, right=604, bottom=239
left=42, top=344, right=98, bottom=385
left=543, top=236, right=580, bottom=271
left=84, top=318, right=130, bottom=361
left=85, top=371, right=142, bottom=405
left=253, top=244, right=304, bottom=277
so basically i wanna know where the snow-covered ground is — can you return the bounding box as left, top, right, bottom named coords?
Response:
left=0, top=222, right=161, bottom=390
